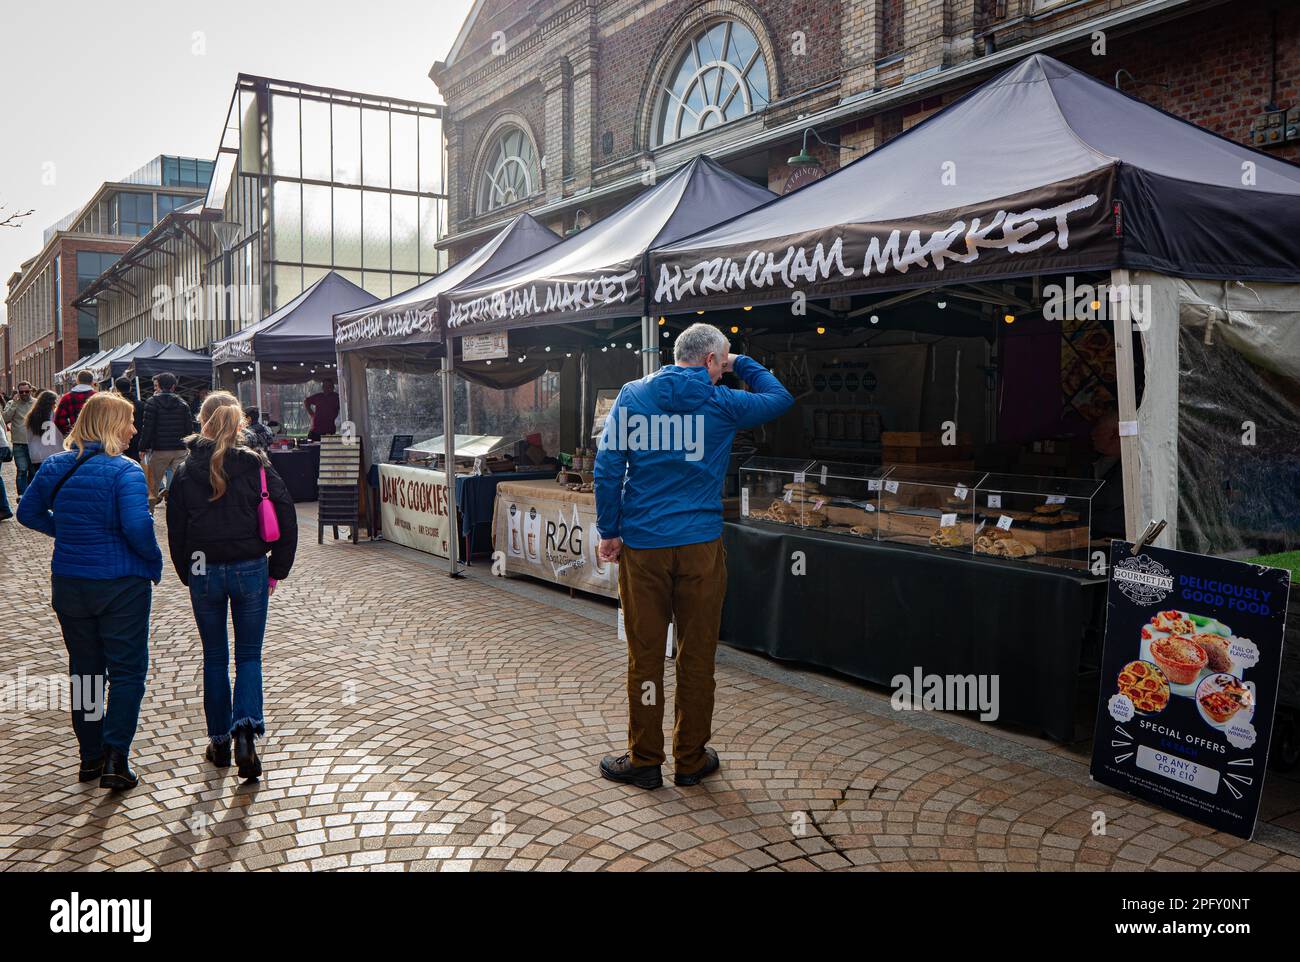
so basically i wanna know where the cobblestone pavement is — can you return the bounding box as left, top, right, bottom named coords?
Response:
left=2, top=463, right=1299, bottom=872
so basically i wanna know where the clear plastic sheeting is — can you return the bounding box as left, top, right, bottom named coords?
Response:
left=1170, top=280, right=1300, bottom=556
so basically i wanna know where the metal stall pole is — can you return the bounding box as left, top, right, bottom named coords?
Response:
left=579, top=349, right=590, bottom=444
left=442, top=342, right=461, bottom=577
left=254, top=361, right=264, bottom=428
left=1110, top=268, right=1143, bottom=543
left=134, top=376, right=141, bottom=401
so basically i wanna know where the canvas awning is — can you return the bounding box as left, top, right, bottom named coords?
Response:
left=334, top=212, right=561, bottom=355
left=440, top=156, right=776, bottom=336
left=648, top=54, right=1300, bottom=314
left=87, top=339, right=154, bottom=382
left=212, top=271, right=377, bottom=372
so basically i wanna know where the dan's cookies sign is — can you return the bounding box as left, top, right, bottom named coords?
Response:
left=1091, top=543, right=1290, bottom=839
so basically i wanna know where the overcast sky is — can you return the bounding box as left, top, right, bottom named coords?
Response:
left=0, top=0, right=475, bottom=323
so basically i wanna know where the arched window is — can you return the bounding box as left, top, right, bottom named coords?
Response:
left=475, top=124, right=541, bottom=215
left=652, top=19, right=771, bottom=148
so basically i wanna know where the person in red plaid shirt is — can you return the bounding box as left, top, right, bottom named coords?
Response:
left=55, top=370, right=97, bottom=437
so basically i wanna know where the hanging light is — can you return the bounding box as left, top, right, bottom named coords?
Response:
left=545, top=346, right=552, bottom=352
left=743, top=306, right=752, bottom=312
left=662, top=330, right=670, bottom=338
left=696, top=310, right=705, bottom=315
left=625, top=342, right=633, bottom=350
left=1004, top=313, right=1016, bottom=324
left=816, top=326, right=826, bottom=335
left=937, top=301, right=947, bottom=310
left=658, top=317, right=666, bottom=326
left=870, top=314, right=880, bottom=324
left=730, top=325, right=739, bottom=334
left=601, top=346, right=608, bottom=352
left=485, top=360, right=492, bottom=365
left=565, top=352, right=572, bottom=358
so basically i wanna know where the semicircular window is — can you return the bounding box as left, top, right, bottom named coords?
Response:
left=476, top=124, right=541, bottom=215
left=653, top=20, right=771, bottom=148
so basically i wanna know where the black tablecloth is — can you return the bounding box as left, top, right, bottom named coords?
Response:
left=456, top=469, right=555, bottom=556
left=720, top=521, right=1107, bottom=741
left=269, top=447, right=320, bottom=503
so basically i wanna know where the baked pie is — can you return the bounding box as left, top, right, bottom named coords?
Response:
left=1150, top=635, right=1208, bottom=685
left=975, top=535, right=1037, bottom=558
left=1117, top=660, right=1169, bottom=714
left=1199, top=690, right=1242, bottom=725
left=1190, top=633, right=1232, bottom=673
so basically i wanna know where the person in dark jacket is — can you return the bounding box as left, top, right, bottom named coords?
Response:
left=18, top=392, right=163, bottom=790
left=139, top=371, right=193, bottom=510
left=167, top=391, right=297, bottom=780
left=113, top=377, right=144, bottom=462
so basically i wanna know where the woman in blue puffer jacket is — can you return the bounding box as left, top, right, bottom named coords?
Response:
left=18, top=392, right=163, bottom=791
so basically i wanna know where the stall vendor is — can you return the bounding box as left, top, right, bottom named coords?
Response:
left=304, top=380, right=340, bottom=442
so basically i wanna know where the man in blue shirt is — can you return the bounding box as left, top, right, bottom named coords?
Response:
left=595, top=322, right=792, bottom=789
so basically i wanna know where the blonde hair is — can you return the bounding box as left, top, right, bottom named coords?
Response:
left=66, top=393, right=135, bottom=457
left=198, top=391, right=246, bottom=501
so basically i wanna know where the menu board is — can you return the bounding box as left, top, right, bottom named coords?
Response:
left=1090, top=542, right=1291, bottom=839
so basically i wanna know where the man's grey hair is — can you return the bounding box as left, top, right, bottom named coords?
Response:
left=674, top=322, right=729, bottom=365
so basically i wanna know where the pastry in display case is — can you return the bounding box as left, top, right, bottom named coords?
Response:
left=971, top=473, right=1103, bottom=569
left=876, top=465, right=987, bottom=552
left=803, top=460, right=891, bottom=538
left=739, top=456, right=819, bottom=528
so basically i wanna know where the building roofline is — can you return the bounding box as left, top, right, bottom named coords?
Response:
left=233, top=72, right=443, bottom=113
left=438, top=0, right=1226, bottom=250
left=74, top=209, right=221, bottom=305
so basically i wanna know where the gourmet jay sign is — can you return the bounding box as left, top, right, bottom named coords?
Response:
left=651, top=171, right=1118, bottom=310
left=1090, top=542, right=1291, bottom=840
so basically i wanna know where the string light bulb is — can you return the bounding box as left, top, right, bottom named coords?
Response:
left=730, top=325, right=740, bottom=334
left=816, top=326, right=826, bottom=335
left=1004, top=313, right=1016, bottom=324
left=658, top=317, right=666, bottom=326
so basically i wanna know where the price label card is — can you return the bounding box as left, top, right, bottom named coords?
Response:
left=783, top=489, right=794, bottom=504
left=987, top=494, right=1002, bottom=509
left=941, top=513, right=958, bottom=527
left=740, top=488, right=749, bottom=517
left=868, top=479, right=883, bottom=491
left=953, top=485, right=969, bottom=501
left=864, top=503, right=876, bottom=513
left=1046, top=495, right=1067, bottom=505
left=884, top=480, right=900, bottom=494
left=793, top=471, right=806, bottom=484
left=975, top=520, right=987, bottom=534
left=997, top=515, right=1014, bottom=531
left=813, top=499, right=826, bottom=511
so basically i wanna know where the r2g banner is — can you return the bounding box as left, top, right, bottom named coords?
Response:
left=495, top=487, right=617, bottom=599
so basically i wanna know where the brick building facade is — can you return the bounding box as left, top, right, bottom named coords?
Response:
left=431, top=0, right=1298, bottom=262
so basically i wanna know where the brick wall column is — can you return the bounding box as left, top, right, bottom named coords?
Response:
left=903, top=0, right=952, bottom=78
left=841, top=0, right=881, bottom=97
left=571, top=43, right=598, bottom=192
left=542, top=59, right=571, bottom=201
left=444, top=120, right=464, bottom=231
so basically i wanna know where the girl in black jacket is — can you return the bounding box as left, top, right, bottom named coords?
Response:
left=166, top=392, right=297, bottom=780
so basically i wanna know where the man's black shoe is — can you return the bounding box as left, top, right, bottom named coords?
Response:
left=206, top=740, right=232, bottom=768
left=99, top=750, right=139, bottom=791
left=599, top=753, right=663, bottom=790
left=77, top=758, right=103, bottom=783
left=234, top=729, right=261, bottom=780
left=674, top=747, right=720, bottom=786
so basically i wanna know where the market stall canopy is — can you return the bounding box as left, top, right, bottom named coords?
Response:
left=649, top=54, right=1300, bottom=314
left=89, top=338, right=168, bottom=382
left=440, top=156, right=776, bottom=336
left=53, top=352, right=104, bottom=385
left=212, top=271, right=376, bottom=371
left=127, top=342, right=213, bottom=381
left=333, top=212, right=561, bottom=354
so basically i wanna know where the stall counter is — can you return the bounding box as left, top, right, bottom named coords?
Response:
left=492, top=479, right=618, bottom=599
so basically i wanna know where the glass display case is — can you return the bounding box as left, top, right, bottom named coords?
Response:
left=739, top=456, right=817, bottom=527
left=804, top=460, right=891, bottom=538
left=876, top=465, right=988, bottom=552
left=972, top=473, right=1103, bottom=569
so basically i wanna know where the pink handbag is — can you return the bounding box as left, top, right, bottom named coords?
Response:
left=258, top=467, right=281, bottom=543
